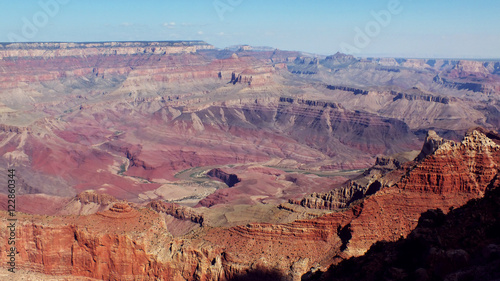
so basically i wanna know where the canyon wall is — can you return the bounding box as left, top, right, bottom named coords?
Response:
left=1, top=129, right=498, bottom=280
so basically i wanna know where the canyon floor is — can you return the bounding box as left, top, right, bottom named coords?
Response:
left=1, top=41, right=500, bottom=280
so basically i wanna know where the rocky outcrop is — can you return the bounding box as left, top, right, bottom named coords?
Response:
left=149, top=201, right=204, bottom=225
left=370, top=155, right=402, bottom=172
left=449, top=60, right=490, bottom=79
left=279, top=97, right=344, bottom=109
left=207, top=168, right=241, bottom=187
left=305, top=180, right=500, bottom=281
left=0, top=205, right=228, bottom=281
left=0, top=124, right=31, bottom=134
left=227, top=63, right=285, bottom=86
left=75, top=190, right=117, bottom=205
left=391, top=91, right=452, bottom=104
left=326, top=85, right=369, bottom=95
left=290, top=181, right=371, bottom=210
left=324, top=52, right=357, bottom=65
left=415, top=130, right=446, bottom=161
left=400, top=129, right=500, bottom=194
left=289, top=155, right=403, bottom=211
left=229, top=71, right=253, bottom=85
left=56, top=191, right=118, bottom=216
left=434, top=74, right=487, bottom=93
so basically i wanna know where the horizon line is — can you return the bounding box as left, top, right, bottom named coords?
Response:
left=1, top=40, right=499, bottom=61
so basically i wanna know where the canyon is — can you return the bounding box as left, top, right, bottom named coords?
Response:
left=0, top=41, right=500, bottom=280
left=1, top=128, right=499, bottom=280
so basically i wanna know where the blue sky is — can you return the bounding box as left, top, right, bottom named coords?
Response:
left=1, top=0, right=499, bottom=58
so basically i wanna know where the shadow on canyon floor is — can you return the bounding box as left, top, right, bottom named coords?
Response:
left=228, top=267, right=286, bottom=281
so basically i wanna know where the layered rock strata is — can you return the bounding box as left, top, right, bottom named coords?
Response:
left=1, top=129, right=498, bottom=280
left=305, top=180, right=500, bottom=281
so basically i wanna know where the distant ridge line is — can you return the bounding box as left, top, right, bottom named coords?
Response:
left=0, top=40, right=212, bottom=49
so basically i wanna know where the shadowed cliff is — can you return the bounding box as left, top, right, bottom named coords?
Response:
left=303, top=179, right=500, bottom=281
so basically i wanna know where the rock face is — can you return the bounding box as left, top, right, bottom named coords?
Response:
left=149, top=201, right=204, bottom=225
left=57, top=190, right=118, bottom=215
left=449, top=60, right=490, bottom=79
left=401, top=129, right=500, bottom=194
left=290, top=180, right=370, bottom=210
left=326, top=85, right=369, bottom=95
left=433, top=74, right=488, bottom=93
left=0, top=204, right=223, bottom=281
left=75, top=190, right=117, bottom=205
left=415, top=130, right=445, bottom=161
left=305, top=180, right=500, bottom=281
left=1, top=129, right=498, bottom=280
left=391, top=91, right=452, bottom=104
left=207, top=168, right=241, bottom=187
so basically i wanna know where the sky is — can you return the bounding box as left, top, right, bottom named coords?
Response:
left=1, top=0, right=499, bottom=58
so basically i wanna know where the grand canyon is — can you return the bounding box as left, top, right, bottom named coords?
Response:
left=1, top=41, right=499, bottom=280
